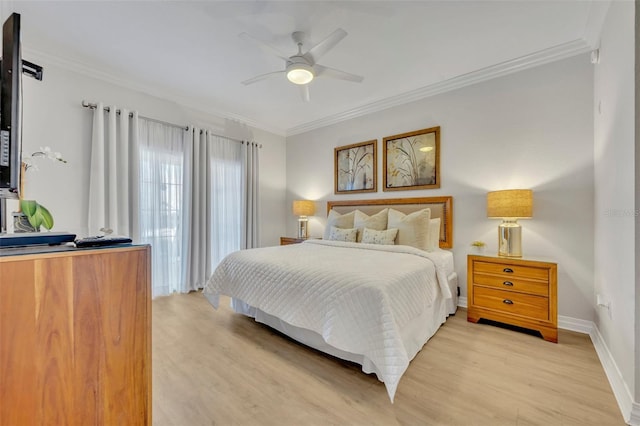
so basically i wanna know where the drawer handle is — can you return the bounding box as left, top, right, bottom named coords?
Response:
left=502, top=299, right=514, bottom=305
left=503, top=281, right=514, bottom=286
left=503, top=268, right=514, bottom=273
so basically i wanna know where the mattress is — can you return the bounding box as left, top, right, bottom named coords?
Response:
left=203, top=239, right=457, bottom=401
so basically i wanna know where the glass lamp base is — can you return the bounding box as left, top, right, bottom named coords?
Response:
left=498, top=220, right=522, bottom=257
left=298, top=218, right=308, bottom=239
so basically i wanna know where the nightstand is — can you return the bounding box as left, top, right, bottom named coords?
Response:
left=467, top=255, right=558, bottom=342
left=280, top=237, right=306, bottom=245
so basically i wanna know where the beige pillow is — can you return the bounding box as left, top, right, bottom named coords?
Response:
left=354, top=208, right=388, bottom=242
left=323, top=210, right=356, bottom=240
left=387, top=208, right=431, bottom=250
left=428, top=218, right=441, bottom=251
left=328, top=226, right=357, bottom=242
left=362, top=227, right=398, bottom=245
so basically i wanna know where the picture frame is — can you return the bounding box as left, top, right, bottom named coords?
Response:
left=383, top=126, right=440, bottom=191
left=334, top=140, right=377, bottom=194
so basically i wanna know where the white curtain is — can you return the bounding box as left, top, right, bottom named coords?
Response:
left=182, top=128, right=212, bottom=291
left=241, top=141, right=260, bottom=249
left=181, top=129, right=247, bottom=291
left=88, top=103, right=139, bottom=238
left=210, top=134, right=243, bottom=267
left=138, top=119, right=186, bottom=297
left=88, top=103, right=260, bottom=298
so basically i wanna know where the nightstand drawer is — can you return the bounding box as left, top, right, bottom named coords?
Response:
left=474, top=261, right=549, bottom=281
left=473, top=286, right=549, bottom=321
left=473, top=273, right=549, bottom=296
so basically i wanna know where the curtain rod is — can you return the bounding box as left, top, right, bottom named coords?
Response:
left=81, top=100, right=259, bottom=147
left=82, top=100, right=188, bottom=130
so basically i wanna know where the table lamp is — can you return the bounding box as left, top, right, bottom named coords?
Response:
left=487, top=189, right=533, bottom=257
left=292, top=200, right=315, bottom=239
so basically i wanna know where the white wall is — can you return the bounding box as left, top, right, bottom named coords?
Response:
left=593, top=0, right=638, bottom=420
left=287, top=55, right=595, bottom=321
left=13, top=57, right=287, bottom=246
left=635, top=1, right=640, bottom=407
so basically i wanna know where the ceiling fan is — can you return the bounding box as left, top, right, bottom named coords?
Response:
left=240, top=29, right=364, bottom=102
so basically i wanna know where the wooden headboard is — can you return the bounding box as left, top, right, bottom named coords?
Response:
left=326, top=196, right=453, bottom=249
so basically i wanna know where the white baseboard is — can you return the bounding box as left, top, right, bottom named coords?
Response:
left=630, top=402, right=640, bottom=426
left=590, top=324, right=638, bottom=425
left=457, top=296, right=467, bottom=308
left=558, top=315, right=593, bottom=334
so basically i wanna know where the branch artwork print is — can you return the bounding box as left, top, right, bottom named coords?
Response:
left=384, top=126, right=440, bottom=191
left=338, top=145, right=373, bottom=190
left=334, top=140, right=377, bottom=194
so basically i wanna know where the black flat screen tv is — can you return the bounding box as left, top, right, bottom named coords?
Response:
left=0, top=12, right=22, bottom=199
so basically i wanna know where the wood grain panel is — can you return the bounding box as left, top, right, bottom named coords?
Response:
left=0, top=259, right=37, bottom=426
left=0, top=245, right=151, bottom=425
left=473, top=286, right=549, bottom=320
left=473, top=260, right=549, bottom=280
left=472, top=272, right=549, bottom=296
left=34, top=256, right=74, bottom=424
left=279, top=237, right=304, bottom=245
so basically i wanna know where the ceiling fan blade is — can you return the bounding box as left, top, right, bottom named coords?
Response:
left=241, top=71, right=285, bottom=85
left=314, top=64, right=364, bottom=83
left=303, top=28, right=347, bottom=63
left=239, top=32, right=289, bottom=61
left=299, top=84, right=310, bottom=102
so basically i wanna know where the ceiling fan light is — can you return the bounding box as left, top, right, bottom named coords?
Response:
left=287, top=64, right=314, bottom=85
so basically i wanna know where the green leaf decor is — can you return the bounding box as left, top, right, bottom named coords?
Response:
left=19, top=199, right=54, bottom=231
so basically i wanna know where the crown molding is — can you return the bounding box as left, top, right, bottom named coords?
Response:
left=22, top=47, right=287, bottom=137
left=24, top=37, right=591, bottom=139
left=286, top=39, right=592, bottom=136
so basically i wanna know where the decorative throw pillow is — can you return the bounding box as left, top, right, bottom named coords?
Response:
left=328, top=226, right=357, bottom=242
left=354, top=208, right=388, bottom=242
left=428, top=218, right=441, bottom=251
left=387, top=208, right=431, bottom=251
left=323, top=210, right=356, bottom=240
left=362, top=227, right=398, bottom=245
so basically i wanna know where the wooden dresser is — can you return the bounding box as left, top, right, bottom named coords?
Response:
left=467, top=254, right=557, bottom=343
left=0, top=244, right=151, bottom=425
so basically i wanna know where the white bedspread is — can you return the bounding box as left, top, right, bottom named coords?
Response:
left=203, top=239, right=453, bottom=401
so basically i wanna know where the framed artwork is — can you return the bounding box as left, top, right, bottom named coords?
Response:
left=383, top=126, right=440, bottom=191
left=334, top=140, right=377, bottom=194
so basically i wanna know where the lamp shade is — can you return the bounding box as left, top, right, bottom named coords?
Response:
left=487, top=189, right=533, bottom=219
left=292, top=200, right=316, bottom=217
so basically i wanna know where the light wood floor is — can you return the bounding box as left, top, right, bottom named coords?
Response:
left=152, top=293, right=624, bottom=426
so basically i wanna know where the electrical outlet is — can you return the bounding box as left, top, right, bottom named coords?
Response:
left=596, top=294, right=612, bottom=319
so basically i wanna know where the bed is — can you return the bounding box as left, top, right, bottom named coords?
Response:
left=203, top=197, right=457, bottom=401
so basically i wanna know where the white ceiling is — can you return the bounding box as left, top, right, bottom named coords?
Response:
left=4, top=1, right=605, bottom=135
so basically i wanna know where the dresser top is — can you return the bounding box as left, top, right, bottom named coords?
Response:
left=468, top=253, right=557, bottom=267
left=0, top=243, right=147, bottom=258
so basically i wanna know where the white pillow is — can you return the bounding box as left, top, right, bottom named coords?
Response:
left=362, top=227, right=398, bottom=245
left=428, top=218, right=441, bottom=251
left=328, top=226, right=357, bottom=242
left=354, top=208, right=388, bottom=242
left=387, top=208, right=431, bottom=251
left=323, top=210, right=356, bottom=240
